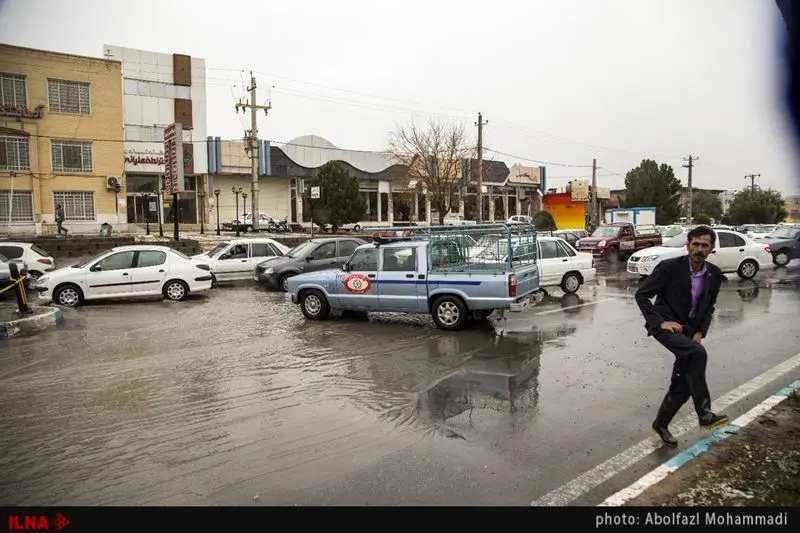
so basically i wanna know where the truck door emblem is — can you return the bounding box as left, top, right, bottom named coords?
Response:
left=343, top=273, right=371, bottom=293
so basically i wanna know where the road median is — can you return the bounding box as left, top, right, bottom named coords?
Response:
left=0, top=305, right=64, bottom=338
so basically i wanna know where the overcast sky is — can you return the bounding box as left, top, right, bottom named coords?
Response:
left=1, top=0, right=798, bottom=193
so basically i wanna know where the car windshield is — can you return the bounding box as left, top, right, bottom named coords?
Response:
left=768, top=227, right=800, bottom=239
left=171, top=249, right=190, bottom=260
left=662, top=227, right=684, bottom=237
left=284, top=241, right=316, bottom=258
left=663, top=233, right=688, bottom=247
left=591, top=226, right=619, bottom=237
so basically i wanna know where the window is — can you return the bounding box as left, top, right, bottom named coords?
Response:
left=539, top=240, right=565, bottom=259
left=48, top=79, right=90, bottom=115
left=557, top=241, right=577, bottom=256
left=0, top=245, right=23, bottom=259
left=0, top=73, right=26, bottom=107
left=348, top=248, right=379, bottom=271
left=0, top=134, right=30, bottom=171
left=96, top=251, right=135, bottom=271
left=717, top=232, right=744, bottom=248
left=338, top=240, right=360, bottom=257
left=0, top=190, right=34, bottom=222
left=51, top=140, right=92, bottom=173
left=54, top=191, right=95, bottom=221
left=382, top=248, right=416, bottom=271
left=250, top=243, right=276, bottom=258
left=136, top=251, right=167, bottom=268
left=222, top=244, right=247, bottom=259
left=312, top=242, right=337, bottom=260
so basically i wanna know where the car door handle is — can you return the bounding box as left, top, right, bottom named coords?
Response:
left=562, top=258, right=568, bottom=262
left=241, top=259, right=247, bottom=262
left=405, top=273, right=414, bottom=278
left=158, top=269, right=165, bottom=273
left=418, top=274, right=426, bottom=279
left=122, top=273, right=129, bottom=276
left=368, top=274, right=375, bottom=278
left=739, top=248, right=744, bottom=252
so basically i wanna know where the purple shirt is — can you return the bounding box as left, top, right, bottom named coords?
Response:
left=689, top=262, right=707, bottom=317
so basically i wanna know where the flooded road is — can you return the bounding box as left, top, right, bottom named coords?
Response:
left=1, top=264, right=799, bottom=506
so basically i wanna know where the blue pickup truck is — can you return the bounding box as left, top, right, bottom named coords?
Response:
left=284, top=224, right=541, bottom=330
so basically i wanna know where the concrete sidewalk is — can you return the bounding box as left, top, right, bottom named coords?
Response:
left=0, top=305, right=63, bottom=338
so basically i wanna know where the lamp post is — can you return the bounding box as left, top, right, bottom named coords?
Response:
left=199, top=191, right=206, bottom=235
left=143, top=192, right=151, bottom=235
left=214, top=189, right=221, bottom=235
left=158, top=178, right=164, bottom=238
left=233, top=187, right=242, bottom=237
left=242, top=192, right=248, bottom=232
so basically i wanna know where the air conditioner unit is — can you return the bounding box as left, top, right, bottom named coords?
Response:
left=106, top=176, right=121, bottom=190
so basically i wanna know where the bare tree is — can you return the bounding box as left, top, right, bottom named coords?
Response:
left=387, top=119, right=474, bottom=224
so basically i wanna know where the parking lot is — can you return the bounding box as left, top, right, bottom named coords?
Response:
left=1, top=263, right=799, bottom=506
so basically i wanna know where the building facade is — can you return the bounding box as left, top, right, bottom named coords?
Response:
left=206, top=135, right=548, bottom=228
left=0, top=44, right=124, bottom=234
left=785, top=194, right=800, bottom=222
left=103, top=45, right=208, bottom=227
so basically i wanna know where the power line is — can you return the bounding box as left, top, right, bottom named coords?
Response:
left=745, top=173, right=760, bottom=190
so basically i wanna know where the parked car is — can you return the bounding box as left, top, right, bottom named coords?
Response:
left=627, top=229, right=773, bottom=279
left=192, top=238, right=290, bottom=283
left=759, top=224, right=800, bottom=266
left=550, top=229, right=589, bottom=248
left=317, top=222, right=364, bottom=232
left=443, top=213, right=476, bottom=226
left=577, top=223, right=662, bottom=262
left=507, top=215, right=533, bottom=224
left=0, top=242, right=55, bottom=279
left=222, top=213, right=275, bottom=233
left=255, top=237, right=367, bottom=291
left=33, top=245, right=213, bottom=307
left=475, top=236, right=594, bottom=293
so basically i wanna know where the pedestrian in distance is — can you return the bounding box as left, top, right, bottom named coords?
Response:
left=635, top=225, right=730, bottom=447
left=55, top=203, right=68, bottom=237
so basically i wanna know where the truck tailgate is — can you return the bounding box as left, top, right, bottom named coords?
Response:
left=513, top=263, right=539, bottom=296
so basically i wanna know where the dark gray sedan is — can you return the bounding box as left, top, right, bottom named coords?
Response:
left=255, top=237, right=368, bottom=291
left=761, top=224, right=800, bottom=266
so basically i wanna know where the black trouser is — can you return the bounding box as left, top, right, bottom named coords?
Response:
left=56, top=220, right=67, bottom=235
left=652, top=329, right=713, bottom=425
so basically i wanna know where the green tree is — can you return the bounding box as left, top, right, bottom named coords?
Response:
left=693, top=213, right=712, bottom=225
left=725, top=188, right=787, bottom=225
left=688, top=190, right=723, bottom=222
left=533, top=210, right=557, bottom=231
left=621, top=159, right=682, bottom=225
left=306, top=161, right=367, bottom=230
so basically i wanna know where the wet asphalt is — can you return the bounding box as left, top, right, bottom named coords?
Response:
left=1, top=262, right=799, bottom=506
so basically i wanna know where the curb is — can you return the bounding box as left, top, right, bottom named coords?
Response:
left=0, top=306, right=64, bottom=338
left=598, top=379, right=800, bottom=506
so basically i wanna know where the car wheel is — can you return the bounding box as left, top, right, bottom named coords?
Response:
left=773, top=249, right=791, bottom=266
left=163, top=279, right=189, bottom=301
left=431, top=295, right=468, bottom=331
left=353, top=224, right=361, bottom=232
left=737, top=259, right=759, bottom=280
left=300, top=289, right=330, bottom=320
left=245, top=225, right=254, bottom=233
left=560, top=272, right=582, bottom=294
left=54, top=284, right=83, bottom=307
left=280, top=273, right=295, bottom=292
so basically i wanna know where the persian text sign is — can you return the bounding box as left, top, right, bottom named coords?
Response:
left=163, top=123, right=184, bottom=195
left=0, top=105, right=44, bottom=119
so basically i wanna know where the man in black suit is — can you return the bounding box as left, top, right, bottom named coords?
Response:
left=635, top=225, right=730, bottom=446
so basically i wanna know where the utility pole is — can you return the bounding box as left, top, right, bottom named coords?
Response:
left=590, top=158, right=597, bottom=228
left=235, top=72, right=271, bottom=231
left=475, top=112, right=488, bottom=223
left=745, top=173, right=760, bottom=191
left=682, top=155, right=697, bottom=224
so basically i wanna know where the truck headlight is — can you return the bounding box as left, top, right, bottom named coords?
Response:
left=265, top=268, right=274, bottom=274
left=598, top=240, right=607, bottom=247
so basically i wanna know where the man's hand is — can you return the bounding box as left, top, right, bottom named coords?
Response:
left=660, top=321, right=683, bottom=333
left=692, top=332, right=703, bottom=343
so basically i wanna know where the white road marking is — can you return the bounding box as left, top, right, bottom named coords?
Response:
left=599, top=381, right=799, bottom=506
left=533, top=297, right=618, bottom=316
left=530, top=352, right=800, bottom=506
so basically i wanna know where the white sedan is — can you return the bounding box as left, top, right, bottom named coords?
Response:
left=627, top=229, right=774, bottom=279
left=474, top=236, right=595, bottom=293
left=34, top=245, right=213, bottom=307
left=192, top=238, right=290, bottom=282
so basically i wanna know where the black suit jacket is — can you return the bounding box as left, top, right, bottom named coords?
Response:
left=634, top=256, right=723, bottom=338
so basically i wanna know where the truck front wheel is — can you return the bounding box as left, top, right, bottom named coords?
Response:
left=431, top=295, right=468, bottom=331
left=605, top=247, right=621, bottom=263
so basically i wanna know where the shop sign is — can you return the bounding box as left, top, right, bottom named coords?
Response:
left=0, top=105, right=45, bottom=119
left=125, top=149, right=166, bottom=167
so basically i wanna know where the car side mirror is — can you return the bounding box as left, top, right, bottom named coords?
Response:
left=91, top=264, right=102, bottom=272
left=341, top=264, right=348, bottom=271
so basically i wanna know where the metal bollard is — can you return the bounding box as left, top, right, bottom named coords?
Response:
left=8, top=262, right=32, bottom=314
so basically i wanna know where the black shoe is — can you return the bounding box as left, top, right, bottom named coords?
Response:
left=699, top=413, right=730, bottom=430
left=652, top=422, right=678, bottom=447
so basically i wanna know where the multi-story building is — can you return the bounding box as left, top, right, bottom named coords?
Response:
left=785, top=194, right=800, bottom=222
left=0, top=44, right=124, bottom=234
left=102, top=45, right=208, bottom=227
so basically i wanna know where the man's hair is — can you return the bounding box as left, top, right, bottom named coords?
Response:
left=687, top=225, right=716, bottom=246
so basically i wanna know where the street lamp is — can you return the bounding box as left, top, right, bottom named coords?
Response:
left=242, top=191, right=248, bottom=232
left=140, top=192, right=151, bottom=236
left=199, top=191, right=206, bottom=235
left=232, top=187, right=242, bottom=236
left=214, top=189, right=221, bottom=235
